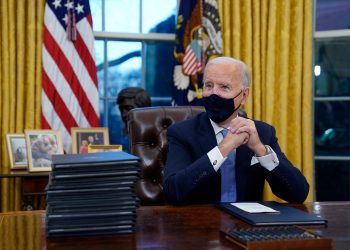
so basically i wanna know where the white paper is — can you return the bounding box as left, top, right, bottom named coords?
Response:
left=231, top=202, right=279, bottom=213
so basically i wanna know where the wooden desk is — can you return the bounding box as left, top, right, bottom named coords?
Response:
left=0, top=171, right=49, bottom=210
left=0, top=202, right=349, bottom=250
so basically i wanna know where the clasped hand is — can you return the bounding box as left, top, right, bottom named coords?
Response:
left=219, top=117, right=266, bottom=157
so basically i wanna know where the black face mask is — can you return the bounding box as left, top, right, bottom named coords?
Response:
left=202, top=90, right=242, bottom=123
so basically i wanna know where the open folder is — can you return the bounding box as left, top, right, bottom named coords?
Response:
left=217, top=201, right=327, bottom=226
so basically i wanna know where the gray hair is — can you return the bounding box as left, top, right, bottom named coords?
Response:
left=204, top=57, right=251, bottom=88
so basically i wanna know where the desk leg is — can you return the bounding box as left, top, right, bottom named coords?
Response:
left=22, top=176, right=48, bottom=211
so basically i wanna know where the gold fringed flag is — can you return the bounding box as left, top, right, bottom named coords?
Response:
left=173, top=0, right=222, bottom=105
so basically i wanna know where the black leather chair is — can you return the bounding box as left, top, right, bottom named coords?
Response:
left=127, top=106, right=205, bottom=205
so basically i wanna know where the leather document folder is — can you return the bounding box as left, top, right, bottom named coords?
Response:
left=218, top=201, right=327, bottom=226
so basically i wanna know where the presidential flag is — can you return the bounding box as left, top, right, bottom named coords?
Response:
left=41, top=0, right=99, bottom=153
left=173, top=0, right=222, bottom=105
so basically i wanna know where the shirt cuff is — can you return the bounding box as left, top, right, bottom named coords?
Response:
left=250, top=145, right=279, bottom=171
left=207, top=146, right=226, bottom=172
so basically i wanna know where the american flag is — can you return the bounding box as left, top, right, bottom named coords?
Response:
left=41, top=0, right=99, bottom=153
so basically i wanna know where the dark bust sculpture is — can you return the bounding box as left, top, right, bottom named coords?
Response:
left=117, top=87, right=152, bottom=134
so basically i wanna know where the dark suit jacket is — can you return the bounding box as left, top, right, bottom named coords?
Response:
left=163, top=112, right=309, bottom=205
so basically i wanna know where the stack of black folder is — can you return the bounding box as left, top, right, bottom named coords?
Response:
left=46, top=151, right=140, bottom=237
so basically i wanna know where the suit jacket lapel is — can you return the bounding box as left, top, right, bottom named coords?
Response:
left=196, top=113, right=221, bottom=202
left=196, top=113, right=217, bottom=154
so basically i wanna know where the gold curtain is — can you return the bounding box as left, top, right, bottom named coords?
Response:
left=0, top=0, right=45, bottom=211
left=218, top=0, right=314, bottom=201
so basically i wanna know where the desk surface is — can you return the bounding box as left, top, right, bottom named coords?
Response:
left=0, top=202, right=349, bottom=250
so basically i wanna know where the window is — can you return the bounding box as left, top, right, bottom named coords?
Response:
left=314, top=0, right=350, bottom=200
left=91, top=0, right=177, bottom=148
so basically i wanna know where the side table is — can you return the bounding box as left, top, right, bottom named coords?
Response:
left=0, top=171, right=49, bottom=210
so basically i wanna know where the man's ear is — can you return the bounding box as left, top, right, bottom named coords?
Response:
left=240, top=88, right=250, bottom=105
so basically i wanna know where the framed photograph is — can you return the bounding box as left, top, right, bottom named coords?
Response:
left=88, top=145, right=122, bottom=153
left=71, top=127, right=109, bottom=154
left=6, top=133, right=28, bottom=170
left=25, top=129, right=64, bottom=172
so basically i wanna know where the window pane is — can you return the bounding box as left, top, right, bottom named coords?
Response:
left=144, top=41, right=175, bottom=98
left=99, top=98, right=128, bottom=150
left=95, top=40, right=105, bottom=97
left=105, top=0, right=140, bottom=32
left=314, top=101, right=350, bottom=156
left=315, top=160, right=350, bottom=201
left=95, top=40, right=104, bottom=66
left=151, top=98, right=172, bottom=106
left=314, top=38, right=350, bottom=97
left=316, top=0, right=350, bottom=31
left=107, top=41, right=142, bottom=98
left=99, top=99, right=105, bottom=127
left=142, top=0, right=176, bottom=33
left=106, top=98, right=127, bottom=148
left=90, top=0, right=102, bottom=31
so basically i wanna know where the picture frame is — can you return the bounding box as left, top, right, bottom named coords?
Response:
left=25, top=129, right=64, bottom=172
left=6, top=133, right=28, bottom=170
left=88, top=144, right=122, bottom=153
left=71, top=127, right=109, bottom=154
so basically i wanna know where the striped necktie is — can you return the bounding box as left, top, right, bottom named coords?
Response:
left=220, top=129, right=237, bottom=202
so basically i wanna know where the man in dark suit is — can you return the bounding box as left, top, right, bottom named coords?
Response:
left=163, top=57, right=309, bottom=205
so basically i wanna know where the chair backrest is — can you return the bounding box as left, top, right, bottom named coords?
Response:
left=127, top=106, right=205, bottom=205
